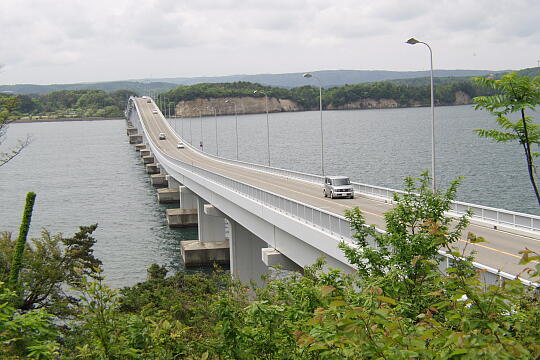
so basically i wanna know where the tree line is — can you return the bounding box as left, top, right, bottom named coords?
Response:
left=0, top=89, right=137, bottom=119
left=160, top=79, right=492, bottom=111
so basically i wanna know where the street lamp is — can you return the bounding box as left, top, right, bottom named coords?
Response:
left=208, top=106, right=219, bottom=156
left=303, top=73, right=325, bottom=176
left=406, top=37, right=436, bottom=191
left=195, top=108, right=203, bottom=151
left=254, top=90, right=271, bottom=166
left=225, top=99, right=239, bottom=160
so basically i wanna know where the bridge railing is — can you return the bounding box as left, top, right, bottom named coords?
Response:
left=167, top=112, right=540, bottom=235
left=133, top=98, right=537, bottom=288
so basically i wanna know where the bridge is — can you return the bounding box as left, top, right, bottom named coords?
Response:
left=126, top=96, right=539, bottom=286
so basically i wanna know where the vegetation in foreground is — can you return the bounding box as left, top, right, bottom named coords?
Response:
left=1, top=173, right=539, bottom=359
left=473, top=72, right=540, bottom=205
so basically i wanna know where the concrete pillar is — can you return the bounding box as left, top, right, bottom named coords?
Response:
left=127, top=127, right=138, bottom=135
left=157, top=188, right=179, bottom=203
left=129, top=134, right=143, bottom=144
left=166, top=175, right=182, bottom=189
left=229, top=219, right=269, bottom=286
left=198, top=200, right=226, bottom=243
left=151, top=174, right=168, bottom=187
left=179, top=186, right=197, bottom=210
left=142, top=155, right=154, bottom=164
left=140, top=149, right=150, bottom=157
left=166, top=209, right=198, bottom=227
left=146, top=163, right=160, bottom=174
left=135, top=144, right=146, bottom=152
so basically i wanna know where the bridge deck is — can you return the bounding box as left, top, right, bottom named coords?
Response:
left=135, top=98, right=539, bottom=278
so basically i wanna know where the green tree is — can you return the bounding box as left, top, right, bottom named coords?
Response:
left=8, top=192, right=36, bottom=293
left=473, top=72, right=540, bottom=205
left=0, top=282, right=59, bottom=359
left=0, top=96, right=30, bottom=167
left=0, top=224, right=102, bottom=315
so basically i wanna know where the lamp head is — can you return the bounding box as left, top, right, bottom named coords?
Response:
left=303, top=73, right=313, bottom=78
left=406, top=38, right=420, bottom=45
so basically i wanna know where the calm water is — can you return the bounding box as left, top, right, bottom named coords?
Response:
left=1, top=105, right=537, bottom=286
left=178, top=105, right=538, bottom=215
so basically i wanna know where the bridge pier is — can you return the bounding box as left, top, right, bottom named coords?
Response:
left=180, top=199, right=230, bottom=267
left=135, top=144, right=146, bottom=152
left=229, top=219, right=269, bottom=286
left=129, top=134, right=143, bottom=144
left=140, top=149, right=150, bottom=157
left=179, top=185, right=198, bottom=210
left=146, top=163, right=160, bottom=174
left=157, top=175, right=180, bottom=202
left=127, top=127, right=138, bottom=136
left=151, top=174, right=168, bottom=187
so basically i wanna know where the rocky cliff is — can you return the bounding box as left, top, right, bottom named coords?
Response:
left=174, top=91, right=473, bottom=117
left=174, top=97, right=302, bottom=117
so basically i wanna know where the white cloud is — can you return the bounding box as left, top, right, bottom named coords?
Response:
left=0, top=0, right=539, bottom=84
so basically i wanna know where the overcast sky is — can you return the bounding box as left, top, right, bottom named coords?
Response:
left=1, top=0, right=539, bottom=85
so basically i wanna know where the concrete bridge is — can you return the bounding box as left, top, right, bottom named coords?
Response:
left=126, top=96, right=539, bottom=286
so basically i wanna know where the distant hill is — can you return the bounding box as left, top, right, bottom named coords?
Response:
left=0, top=81, right=177, bottom=95
left=0, top=69, right=520, bottom=95
left=152, top=69, right=503, bottom=88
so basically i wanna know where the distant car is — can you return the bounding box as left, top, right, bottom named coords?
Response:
left=152, top=109, right=158, bottom=114
left=177, top=142, right=185, bottom=149
left=147, top=98, right=152, bottom=103
left=159, top=132, right=166, bottom=140
left=323, top=176, right=354, bottom=199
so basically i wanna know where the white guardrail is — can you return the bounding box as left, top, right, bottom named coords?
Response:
left=130, top=98, right=538, bottom=287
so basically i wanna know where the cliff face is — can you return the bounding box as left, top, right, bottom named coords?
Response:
left=173, top=91, right=473, bottom=116
left=174, top=97, right=302, bottom=117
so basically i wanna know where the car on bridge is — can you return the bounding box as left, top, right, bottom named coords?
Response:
left=177, top=141, right=184, bottom=149
left=323, top=176, right=354, bottom=199
left=152, top=109, right=158, bottom=114
left=159, top=132, right=166, bottom=140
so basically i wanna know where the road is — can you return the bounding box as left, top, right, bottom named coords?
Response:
left=134, top=97, right=539, bottom=279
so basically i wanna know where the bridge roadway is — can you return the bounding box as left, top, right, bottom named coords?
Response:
left=134, top=98, right=539, bottom=279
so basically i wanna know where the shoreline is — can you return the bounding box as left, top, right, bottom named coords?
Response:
left=13, top=117, right=124, bottom=124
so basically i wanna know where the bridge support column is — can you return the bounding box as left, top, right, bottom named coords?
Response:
left=157, top=175, right=180, bottom=202
left=127, top=127, right=137, bottom=135
left=198, top=199, right=226, bottom=243
left=180, top=200, right=229, bottom=267
left=166, top=184, right=197, bottom=228
left=135, top=144, right=146, bottom=152
left=129, top=134, right=143, bottom=144
left=179, top=185, right=197, bottom=210
left=229, top=220, right=269, bottom=286
left=140, top=149, right=150, bottom=157
left=151, top=174, right=168, bottom=187
left=146, top=163, right=159, bottom=174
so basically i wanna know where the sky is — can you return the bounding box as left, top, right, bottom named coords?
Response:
left=1, top=0, right=539, bottom=85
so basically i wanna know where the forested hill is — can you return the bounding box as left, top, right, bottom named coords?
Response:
left=0, top=69, right=508, bottom=95
left=154, top=69, right=500, bottom=88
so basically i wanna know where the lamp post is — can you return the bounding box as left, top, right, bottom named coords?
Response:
left=303, top=73, right=325, bottom=176
left=209, top=106, right=219, bottom=156
left=254, top=90, right=271, bottom=166
left=407, top=37, right=436, bottom=192
left=225, top=99, right=238, bottom=160
left=199, top=108, right=204, bottom=151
